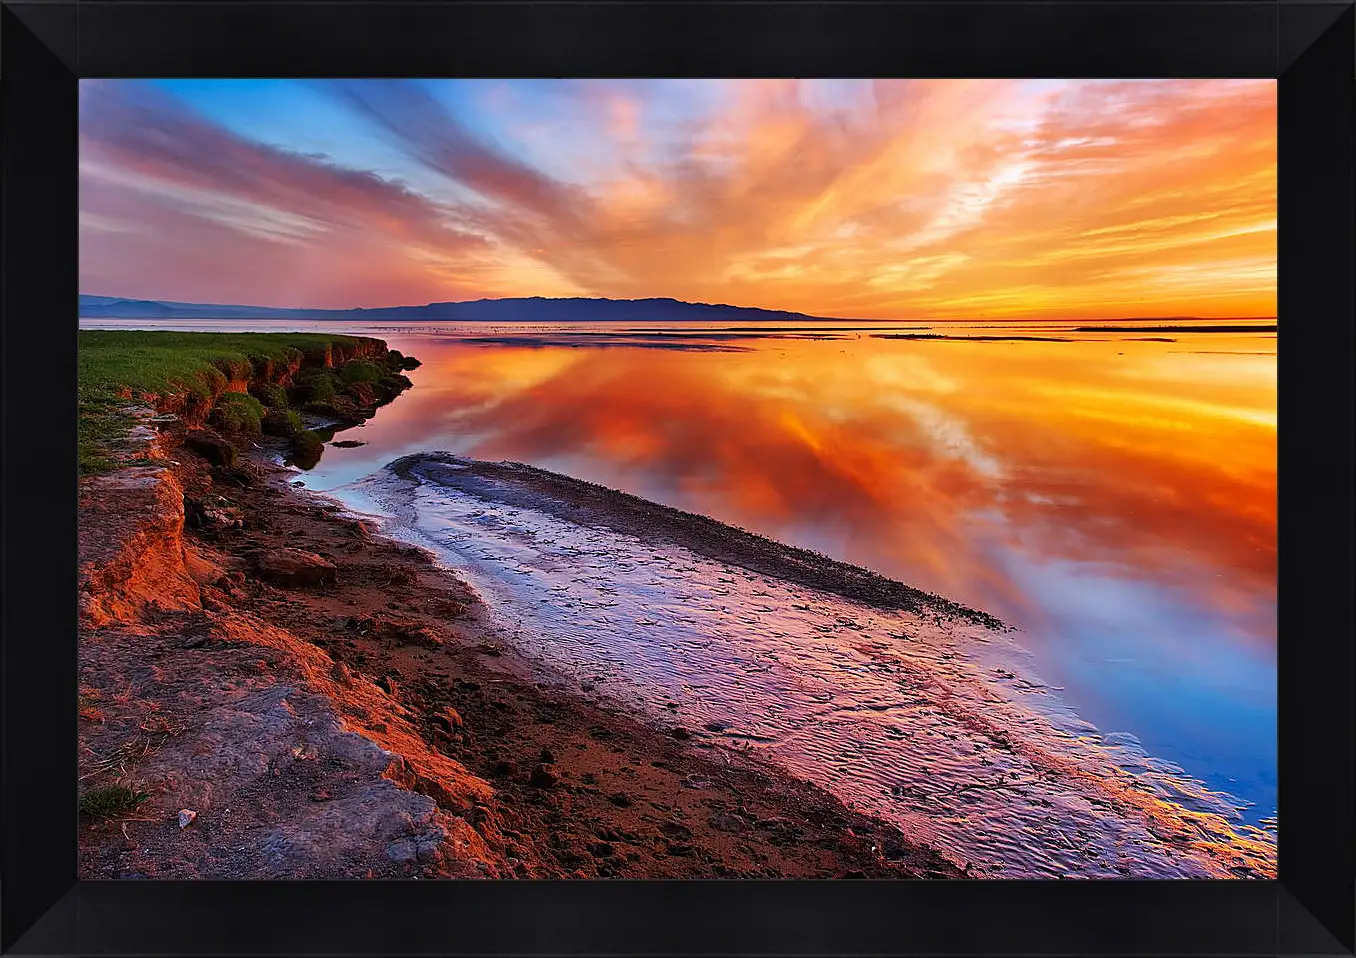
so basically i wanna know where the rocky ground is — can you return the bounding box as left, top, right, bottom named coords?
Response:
left=77, top=421, right=963, bottom=880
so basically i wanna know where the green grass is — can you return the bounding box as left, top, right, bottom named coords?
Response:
left=209, top=392, right=265, bottom=436
left=288, top=430, right=326, bottom=470
left=79, top=784, right=150, bottom=820
left=248, top=381, right=289, bottom=410
left=78, top=330, right=375, bottom=476
left=289, top=367, right=339, bottom=405
left=337, top=359, right=385, bottom=386
left=79, top=330, right=369, bottom=404
left=262, top=408, right=304, bottom=437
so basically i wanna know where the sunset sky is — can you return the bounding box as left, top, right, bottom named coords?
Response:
left=79, top=79, right=1277, bottom=320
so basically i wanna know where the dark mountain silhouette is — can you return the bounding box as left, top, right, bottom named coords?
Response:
left=79, top=294, right=857, bottom=324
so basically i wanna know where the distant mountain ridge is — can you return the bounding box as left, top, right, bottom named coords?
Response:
left=78, top=294, right=852, bottom=324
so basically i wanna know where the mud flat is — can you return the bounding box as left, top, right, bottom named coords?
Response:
left=330, top=453, right=1278, bottom=880
left=77, top=336, right=962, bottom=879
left=75, top=331, right=1276, bottom=881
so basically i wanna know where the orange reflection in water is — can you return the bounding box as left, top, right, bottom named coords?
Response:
left=364, top=331, right=1275, bottom=646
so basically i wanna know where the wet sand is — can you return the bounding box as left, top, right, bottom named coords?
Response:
left=79, top=426, right=964, bottom=879
left=329, top=453, right=1277, bottom=880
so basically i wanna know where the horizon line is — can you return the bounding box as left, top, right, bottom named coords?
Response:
left=78, top=292, right=1278, bottom=325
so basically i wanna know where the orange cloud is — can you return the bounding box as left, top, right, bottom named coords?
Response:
left=81, top=79, right=1276, bottom=318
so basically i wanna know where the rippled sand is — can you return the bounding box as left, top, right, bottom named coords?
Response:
left=331, top=454, right=1276, bottom=879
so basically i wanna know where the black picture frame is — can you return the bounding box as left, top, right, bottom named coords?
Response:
left=2, top=1, right=1351, bottom=955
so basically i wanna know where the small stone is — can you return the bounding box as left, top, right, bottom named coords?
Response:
left=177, top=809, right=197, bottom=829
left=254, top=548, right=337, bottom=588
left=529, top=764, right=559, bottom=789
left=386, top=839, right=418, bottom=863
left=407, top=626, right=442, bottom=649
left=608, top=792, right=632, bottom=807
left=709, top=811, right=748, bottom=832
left=539, top=746, right=555, bottom=764
left=881, top=838, right=909, bottom=860
left=669, top=726, right=691, bottom=740
left=430, top=708, right=463, bottom=733
left=184, top=430, right=236, bottom=468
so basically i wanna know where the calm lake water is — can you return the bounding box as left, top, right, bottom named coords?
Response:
left=82, top=317, right=1277, bottom=860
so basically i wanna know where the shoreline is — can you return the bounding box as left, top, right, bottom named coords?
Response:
left=75, top=331, right=1275, bottom=880
left=389, top=453, right=1006, bottom=630
left=77, top=352, right=964, bottom=878
left=338, top=454, right=1278, bottom=880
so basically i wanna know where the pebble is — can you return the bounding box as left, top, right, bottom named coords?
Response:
left=177, top=809, right=197, bottom=829
left=709, top=812, right=748, bottom=832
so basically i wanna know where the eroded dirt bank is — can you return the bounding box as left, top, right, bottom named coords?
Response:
left=78, top=424, right=963, bottom=879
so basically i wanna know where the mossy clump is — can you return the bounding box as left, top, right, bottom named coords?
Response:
left=288, top=367, right=338, bottom=406
left=208, top=391, right=265, bottom=436
left=375, top=373, right=414, bottom=401
left=261, top=408, right=304, bottom=437
left=248, top=381, right=289, bottom=410
left=288, top=429, right=326, bottom=470
left=300, top=400, right=349, bottom=421
left=385, top=349, right=421, bottom=371
left=337, top=359, right=385, bottom=387
left=341, top=382, right=377, bottom=406
left=79, top=784, right=150, bottom=820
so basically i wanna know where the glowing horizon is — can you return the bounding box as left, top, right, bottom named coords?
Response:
left=79, top=79, right=1277, bottom=321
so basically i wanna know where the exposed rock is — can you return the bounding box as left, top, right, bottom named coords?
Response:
left=404, top=625, right=442, bottom=649
left=186, top=495, right=246, bottom=535
left=78, top=467, right=202, bottom=627
left=184, top=430, right=237, bottom=468
left=709, top=811, right=748, bottom=832
left=254, top=548, right=337, bottom=588
left=177, top=809, right=197, bottom=829
left=529, top=764, right=559, bottom=789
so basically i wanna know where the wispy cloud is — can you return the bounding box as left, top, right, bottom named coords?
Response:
left=80, top=78, right=1276, bottom=318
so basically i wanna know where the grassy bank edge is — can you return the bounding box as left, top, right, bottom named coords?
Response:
left=79, top=330, right=419, bottom=474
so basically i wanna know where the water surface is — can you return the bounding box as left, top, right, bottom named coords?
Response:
left=82, top=316, right=1277, bottom=856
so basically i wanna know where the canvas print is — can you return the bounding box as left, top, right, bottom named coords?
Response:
left=77, top=79, right=1277, bottom=879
